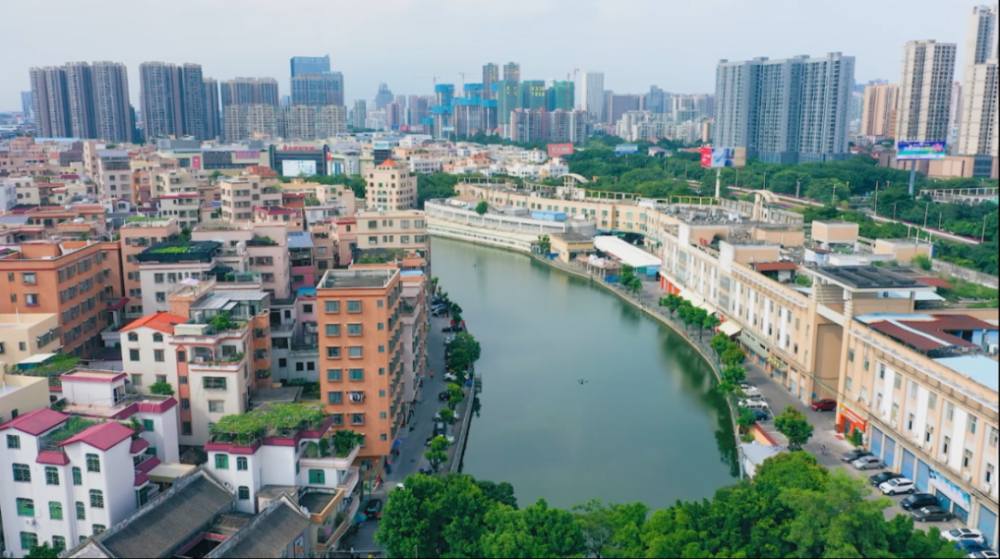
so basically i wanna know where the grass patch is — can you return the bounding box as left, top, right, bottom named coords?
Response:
left=43, top=417, right=100, bottom=446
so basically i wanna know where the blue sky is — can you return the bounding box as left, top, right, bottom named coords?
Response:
left=1, top=0, right=975, bottom=111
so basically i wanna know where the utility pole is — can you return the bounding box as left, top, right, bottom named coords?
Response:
left=923, top=203, right=930, bottom=244
left=715, top=167, right=722, bottom=199
left=983, top=214, right=989, bottom=242
left=795, top=180, right=801, bottom=198
left=908, top=160, right=917, bottom=196
left=893, top=203, right=897, bottom=220
left=873, top=181, right=880, bottom=216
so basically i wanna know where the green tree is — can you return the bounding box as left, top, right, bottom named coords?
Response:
left=424, top=436, right=451, bottom=472
left=701, top=313, right=721, bottom=338
left=149, top=382, right=174, bottom=396
left=775, top=406, right=815, bottom=451
left=664, top=293, right=682, bottom=317
left=849, top=427, right=865, bottom=448
left=446, top=382, right=465, bottom=410
left=438, top=408, right=455, bottom=424
left=721, top=346, right=746, bottom=368
left=475, top=479, right=518, bottom=510
left=911, top=254, right=933, bottom=271
left=736, top=407, right=758, bottom=431
left=538, top=235, right=551, bottom=255
left=481, top=499, right=586, bottom=559
left=475, top=200, right=489, bottom=215
left=573, top=499, right=649, bottom=559
left=26, top=544, right=61, bottom=559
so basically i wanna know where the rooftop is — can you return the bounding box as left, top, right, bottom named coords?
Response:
left=320, top=268, right=397, bottom=289
left=594, top=236, right=662, bottom=268
left=814, top=266, right=932, bottom=291
left=206, top=497, right=311, bottom=559
left=752, top=261, right=799, bottom=273
left=137, top=241, right=221, bottom=263
left=119, top=312, right=187, bottom=334
left=932, top=355, right=999, bottom=392
left=857, top=313, right=997, bottom=355
left=57, top=421, right=133, bottom=451
left=0, top=408, right=68, bottom=437
left=287, top=231, right=314, bottom=249
left=551, top=231, right=592, bottom=243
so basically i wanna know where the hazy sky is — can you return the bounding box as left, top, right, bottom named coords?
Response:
left=2, top=0, right=976, bottom=111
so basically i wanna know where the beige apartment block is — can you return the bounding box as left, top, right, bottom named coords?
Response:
left=0, top=313, right=62, bottom=368
left=191, top=224, right=293, bottom=299
left=354, top=211, right=429, bottom=255
left=219, top=174, right=282, bottom=224
left=873, top=239, right=934, bottom=264
left=365, top=159, right=417, bottom=211
left=812, top=221, right=860, bottom=247
left=120, top=217, right=181, bottom=318
left=861, top=83, right=900, bottom=138
left=0, top=370, right=49, bottom=425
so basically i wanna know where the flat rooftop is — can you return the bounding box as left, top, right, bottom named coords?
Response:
left=320, top=269, right=397, bottom=289
left=814, top=266, right=931, bottom=291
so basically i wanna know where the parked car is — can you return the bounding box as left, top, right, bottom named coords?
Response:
left=869, top=471, right=904, bottom=487
left=433, top=421, right=447, bottom=437
left=852, top=456, right=885, bottom=470
left=911, top=506, right=955, bottom=522
left=751, top=409, right=770, bottom=421
left=738, top=399, right=770, bottom=412
left=438, top=391, right=450, bottom=401
left=444, top=372, right=459, bottom=382
left=365, top=498, right=383, bottom=519
left=879, top=478, right=916, bottom=496
left=959, top=543, right=993, bottom=555
left=900, top=493, right=939, bottom=511
left=840, top=449, right=874, bottom=463
left=967, top=550, right=999, bottom=559
left=811, top=399, right=837, bottom=412
left=944, top=529, right=986, bottom=545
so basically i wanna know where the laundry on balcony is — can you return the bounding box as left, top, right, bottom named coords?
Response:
left=349, top=391, right=365, bottom=403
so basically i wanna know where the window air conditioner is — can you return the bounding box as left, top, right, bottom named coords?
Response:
left=962, top=472, right=973, bottom=483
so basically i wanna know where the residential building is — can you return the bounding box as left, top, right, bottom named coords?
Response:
left=0, top=371, right=48, bottom=427
left=136, top=241, right=230, bottom=315
left=958, top=5, right=999, bottom=156
left=190, top=224, right=293, bottom=299
left=495, top=80, right=520, bottom=125
left=714, top=53, right=855, bottom=163
left=374, top=84, right=394, bottom=112
left=0, top=369, right=179, bottom=557
left=219, top=174, right=282, bottom=223
left=365, top=160, right=417, bottom=211
left=354, top=210, right=428, bottom=254
left=220, top=78, right=279, bottom=108
left=64, top=63, right=96, bottom=141
left=291, top=55, right=331, bottom=78
left=644, top=85, right=668, bottom=114
left=0, top=240, right=122, bottom=357
left=352, top=100, right=367, bottom=129
left=120, top=217, right=182, bottom=318
left=29, top=66, right=72, bottom=138
left=204, top=78, right=221, bottom=141
left=520, top=81, right=546, bottom=111
left=581, top=71, right=605, bottom=123
left=316, top=268, right=404, bottom=465
left=897, top=40, right=957, bottom=144
left=0, top=313, right=62, bottom=366
left=482, top=63, right=500, bottom=100
left=949, top=81, right=964, bottom=147
left=509, top=108, right=543, bottom=143
left=21, top=91, right=33, bottom=121
left=291, top=73, right=345, bottom=107
left=223, top=104, right=281, bottom=142
left=860, top=83, right=900, bottom=138
left=606, top=93, right=641, bottom=124
left=91, top=62, right=134, bottom=143
left=139, top=62, right=212, bottom=140
left=283, top=105, right=348, bottom=140
left=502, top=63, right=521, bottom=86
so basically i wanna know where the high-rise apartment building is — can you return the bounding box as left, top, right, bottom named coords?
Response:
left=64, top=62, right=96, bottom=140
left=20, top=91, right=33, bottom=120
left=606, top=93, right=641, bottom=124
left=29, top=62, right=132, bottom=141
left=897, top=40, right=957, bottom=144
left=495, top=80, right=520, bottom=125
left=958, top=4, right=999, bottom=156
left=179, top=64, right=208, bottom=140
left=139, top=62, right=214, bottom=140
left=291, top=73, right=344, bottom=107
left=204, top=78, right=220, bottom=141
left=407, top=96, right=431, bottom=128
left=221, top=78, right=280, bottom=107
left=581, top=72, right=605, bottom=123
left=353, top=100, right=368, bottom=129
left=365, top=160, right=417, bottom=211
left=520, top=80, right=546, bottom=110
left=714, top=53, right=855, bottom=164
left=503, top=63, right=521, bottom=86
left=291, top=55, right=331, bottom=78
left=483, top=63, right=500, bottom=99
left=374, top=83, right=394, bottom=111
left=548, top=81, right=575, bottom=111
left=948, top=81, right=963, bottom=147
left=860, top=83, right=900, bottom=138
left=644, top=85, right=667, bottom=114
left=91, top=62, right=134, bottom=143
left=283, top=105, right=348, bottom=140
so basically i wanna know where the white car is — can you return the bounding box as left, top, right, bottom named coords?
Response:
left=741, top=386, right=762, bottom=397
left=444, top=372, right=459, bottom=382
left=879, top=477, right=915, bottom=496
left=943, top=528, right=986, bottom=545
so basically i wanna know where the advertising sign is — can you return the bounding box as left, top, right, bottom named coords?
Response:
left=614, top=144, right=639, bottom=155
left=897, top=141, right=947, bottom=160
left=191, top=156, right=201, bottom=170
left=929, top=470, right=971, bottom=510
left=547, top=143, right=575, bottom=157
left=373, top=140, right=392, bottom=150
left=281, top=145, right=316, bottom=151
left=281, top=160, right=317, bottom=177
left=234, top=150, right=260, bottom=159
left=702, top=147, right=746, bottom=168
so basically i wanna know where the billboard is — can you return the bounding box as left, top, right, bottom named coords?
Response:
left=373, top=140, right=392, bottom=150
left=701, top=146, right=746, bottom=168
left=281, top=160, right=317, bottom=177
left=191, top=155, right=201, bottom=170
left=897, top=140, right=946, bottom=160
left=234, top=150, right=260, bottom=159
left=614, top=144, right=639, bottom=155
left=547, top=143, right=575, bottom=157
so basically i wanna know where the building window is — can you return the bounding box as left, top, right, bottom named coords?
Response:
left=86, top=454, right=100, bottom=473
left=208, top=401, right=225, bottom=414
left=348, top=324, right=362, bottom=336
left=308, top=469, right=326, bottom=485
left=381, top=434, right=388, bottom=441
left=182, top=422, right=192, bottom=436
left=238, top=486, right=250, bottom=501
left=215, top=455, right=229, bottom=470
left=204, top=377, right=227, bottom=390
left=943, top=436, right=951, bottom=455
left=990, top=427, right=998, bottom=448
left=141, top=419, right=154, bottom=433
left=928, top=392, right=937, bottom=410
left=349, top=346, right=362, bottom=358
left=963, top=449, right=974, bottom=469
left=129, top=349, right=140, bottom=361
left=52, top=536, right=66, bottom=551
left=380, top=412, right=387, bottom=419
left=25, top=293, right=39, bottom=306
left=907, top=414, right=914, bottom=431
left=90, top=490, right=104, bottom=509
left=327, top=369, right=342, bottom=382
left=128, top=332, right=139, bottom=342
left=351, top=413, right=365, bottom=425
left=178, top=351, right=187, bottom=363
left=20, top=533, right=38, bottom=551
left=969, top=416, right=978, bottom=434
left=946, top=403, right=955, bottom=422
left=16, top=498, right=34, bottom=517
left=325, top=324, right=340, bottom=336
left=894, top=375, right=902, bottom=390
left=347, top=300, right=362, bottom=313
left=49, top=502, right=63, bottom=521
left=154, top=349, right=165, bottom=362
left=377, top=299, right=384, bottom=308
left=325, top=301, right=340, bottom=313
left=379, top=345, right=385, bottom=353
left=327, top=346, right=341, bottom=359
left=237, top=457, right=248, bottom=471
left=45, top=466, right=59, bottom=486
left=349, top=369, right=364, bottom=381
left=93, top=525, right=106, bottom=535
left=6, top=434, right=19, bottom=449
left=72, top=467, right=82, bottom=486
left=76, top=502, right=85, bottom=521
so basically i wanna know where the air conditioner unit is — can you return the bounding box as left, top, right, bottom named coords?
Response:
left=962, top=472, right=973, bottom=482
left=23, top=519, right=35, bottom=527
left=982, top=482, right=994, bottom=493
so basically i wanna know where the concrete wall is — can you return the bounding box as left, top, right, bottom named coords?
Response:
left=931, top=260, right=1000, bottom=289
left=0, top=372, right=49, bottom=424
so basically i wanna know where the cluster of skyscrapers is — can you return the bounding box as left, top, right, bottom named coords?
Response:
left=28, top=62, right=134, bottom=142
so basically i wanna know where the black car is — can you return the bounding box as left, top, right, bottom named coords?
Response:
left=433, top=421, right=447, bottom=437
left=365, top=498, right=383, bottom=519
left=900, top=493, right=939, bottom=511
left=840, top=449, right=874, bottom=463
left=869, top=471, right=904, bottom=487
left=911, top=505, right=955, bottom=522
left=438, top=391, right=450, bottom=401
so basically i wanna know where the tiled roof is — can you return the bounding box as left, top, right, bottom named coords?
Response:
left=0, top=409, right=68, bottom=436
left=120, top=312, right=188, bottom=334
left=101, top=473, right=234, bottom=558
left=207, top=499, right=311, bottom=558
left=37, top=450, right=71, bottom=466
left=59, top=422, right=134, bottom=451
left=753, top=261, right=798, bottom=272
left=130, top=438, right=150, bottom=454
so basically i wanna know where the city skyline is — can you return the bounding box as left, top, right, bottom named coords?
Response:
left=0, top=0, right=976, bottom=111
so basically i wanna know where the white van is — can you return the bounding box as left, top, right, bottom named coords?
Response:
left=739, top=399, right=770, bottom=413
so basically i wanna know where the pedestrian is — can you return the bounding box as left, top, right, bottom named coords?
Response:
left=429, top=370, right=434, bottom=380
left=821, top=444, right=827, bottom=456
left=350, top=546, right=355, bottom=559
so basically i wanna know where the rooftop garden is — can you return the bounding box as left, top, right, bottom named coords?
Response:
left=125, top=216, right=170, bottom=223
left=15, top=355, right=81, bottom=387
left=151, top=245, right=194, bottom=254
left=42, top=417, right=100, bottom=447
left=303, top=430, right=364, bottom=459
left=356, top=248, right=406, bottom=265
left=247, top=235, right=278, bottom=246
left=210, top=403, right=328, bottom=446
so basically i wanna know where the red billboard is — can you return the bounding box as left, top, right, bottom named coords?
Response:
left=547, top=143, right=575, bottom=157
left=192, top=155, right=202, bottom=170
left=700, top=146, right=712, bottom=168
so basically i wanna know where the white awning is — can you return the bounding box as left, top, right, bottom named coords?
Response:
left=698, top=300, right=718, bottom=315
left=677, top=289, right=705, bottom=309
left=718, top=321, right=743, bottom=337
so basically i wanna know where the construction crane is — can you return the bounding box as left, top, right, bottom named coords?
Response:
left=415, top=75, right=441, bottom=86
left=458, top=71, right=474, bottom=88
left=571, top=68, right=580, bottom=83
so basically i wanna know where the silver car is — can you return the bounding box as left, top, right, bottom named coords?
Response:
left=852, top=456, right=885, bottom=470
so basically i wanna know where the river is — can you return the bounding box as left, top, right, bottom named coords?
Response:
left=431, top=237, right=738, bottom=512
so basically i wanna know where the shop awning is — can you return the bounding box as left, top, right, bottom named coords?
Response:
left=698, top=300, right=718, bottom=315
left=677, top=289, right=705, bottom=309
left=718, top=321, right=742, bottom=337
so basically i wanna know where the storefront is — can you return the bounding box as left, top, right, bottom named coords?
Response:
left=916, top=460, right=931, bottom=493
left=901, top=449, right=917, bottom=481
left=930, top=469, right=972, bottom=524
left=978, top=504, right=997, bottom=547
left=839, top=404, right=868, bottom=439
left=883, top=435, right=897, bottom=469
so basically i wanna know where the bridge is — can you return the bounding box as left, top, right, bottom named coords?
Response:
left=919, top=187, right=999, bottom=205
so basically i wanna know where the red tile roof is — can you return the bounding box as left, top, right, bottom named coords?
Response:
left=0, top=409, right=68, bottom=436
left=58, top=422, right=134, bottom=451
left=36, top=450, right=71, bottom=466
left=136, top=456, right=161, bottom=474
left=120, top=312, right=188, bottom=334
left=915, top=277, right=953, bottom=289
left=130, top=438, right=150, bottom=454
left=380, top=158, right=398, bottom=167
left=60, top=371, right=127, bottom=384
left=134, top=472, right=150, bottom=488
left=753, top=261, right=799, bottom=272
